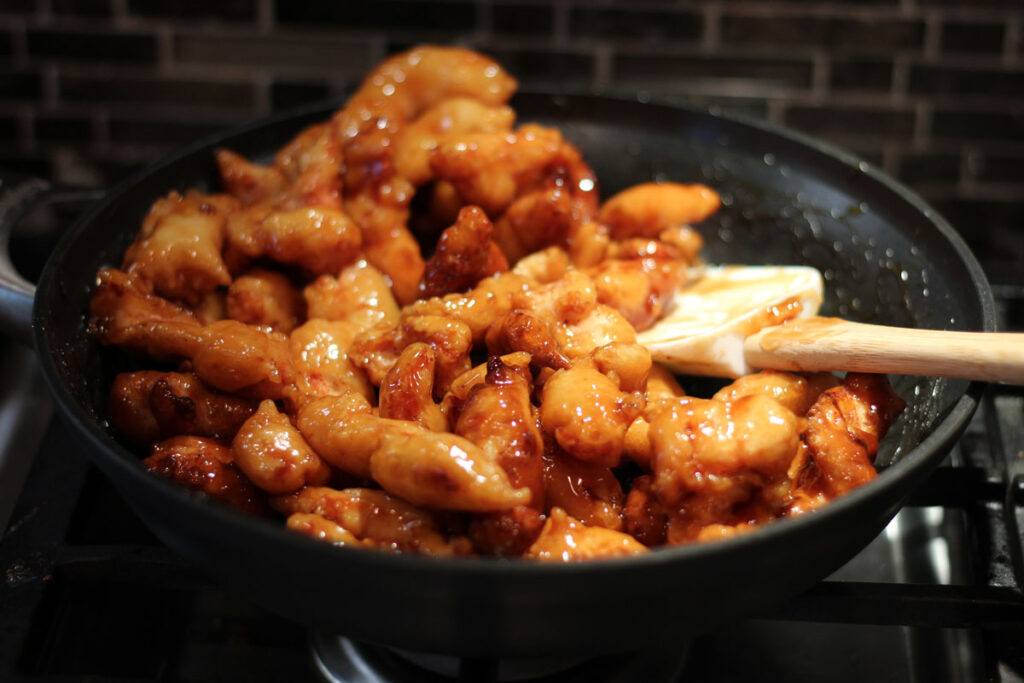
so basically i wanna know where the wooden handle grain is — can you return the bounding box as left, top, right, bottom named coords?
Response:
left=743, top=317, right=1024, bottom=384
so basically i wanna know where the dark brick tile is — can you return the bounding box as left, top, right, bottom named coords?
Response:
left=94, top=157, right=146, bottom=185
left=0, top=0, right=34, bottom=14
left=614, top=53, right=813, bottom=91
left=0, top=154, right=52, bottom=178
left=52, top=0, right=113, bottom=17
left=972, top=152, right=1024, bottom=184
left=60, top=74, right=253, bottom=110
left=721, top=13, right=924, bottom=51
left=0, top=32, right=12, bottom=59
left=909, top=64, right=1024, bottom=98
left=896, top=150, right=962, bottom=184
left=941, top=20, right=1004, bottom=55
left=482, top=48, right=594, bottom=88
left=493, top=3, right=554, bottom=36
left=175, top=34, right=371, bottom=71
left=830, top=57, right=893, bottom=91
left=27, top=28, right=157, bottom=63
left=750, top=0, right=897, bottom=3
left=0, top=114, right=17, bottom=140
left=35, top=114, right=92, bottom=143
left=932, top=108, right=1024, bottom=142
left=276, top=1, right=476, bottom=32
left=784, top=105, right=915, bottom=143
left=570, top=7, right=702, bottom=42
left=270, top=81, right=333, bottom=111
left=924, top=196, right=1024, bottom=283
left=919, top=0, right=1020, bottom=7
left=109, top=118, right=225, bottom=146
left=127, top=0, right=256, bottom=21
left=0, top=70, right=42, bottom=100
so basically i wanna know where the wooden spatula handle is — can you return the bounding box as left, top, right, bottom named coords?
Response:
left=743, top=317, right=1024, bottom=384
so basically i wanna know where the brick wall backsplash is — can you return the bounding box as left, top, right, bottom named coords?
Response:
left=0, top=0, right=1021, bottom=281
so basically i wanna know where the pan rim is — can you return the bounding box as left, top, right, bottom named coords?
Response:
left=32, top=91, right=992, bottom=578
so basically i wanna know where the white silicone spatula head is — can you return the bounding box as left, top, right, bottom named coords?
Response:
left=637, top=264, right=1024, bottom=384
left=637, top=265, right=824, bottom=378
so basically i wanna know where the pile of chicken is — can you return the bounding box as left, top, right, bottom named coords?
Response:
left=88, top=46, right=906, bottom=561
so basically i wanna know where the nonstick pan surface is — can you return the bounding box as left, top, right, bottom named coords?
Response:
left=28, top=93, right=993, bottom=656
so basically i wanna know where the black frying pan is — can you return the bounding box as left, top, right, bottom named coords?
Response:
left=0, top=93, right=993, bottom=657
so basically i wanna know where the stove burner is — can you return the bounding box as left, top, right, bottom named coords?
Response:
left=310, top=634, right=689, bottom=683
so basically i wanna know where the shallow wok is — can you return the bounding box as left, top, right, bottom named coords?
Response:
left=0, top=93, right=993, bottom=657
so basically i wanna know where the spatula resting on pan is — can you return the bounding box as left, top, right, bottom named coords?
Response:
left=636, top=265, right=1024, bottom=384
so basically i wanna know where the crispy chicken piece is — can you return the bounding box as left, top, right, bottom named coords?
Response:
left=714, top=370, right=840, bottom=417
left=454, top=356, right=545, bottom=507
left=379, top=342, right=447, bottom=432
left=542, top=448, right=625, bottom=531
left=273, top=121, right=344, bottom=209
left=394, top=97, right=515, bottom=186
left=338, top=45, right=516, bottom=130
left=109, top=371, right=257, bottom=446
left=191, top=320, right=295, bottom=399
left=430, top=124, right=565, bottom=216
left=215, top=148, right=287, bottom=207
left=286, top=513, right=363, bottom=546
left=590, top=342, right=652, bottom=393
left=288, top=318, right=373, bottom=404
left=89, top=268, right=201, bottom=359
left=370, top=426, right=531, bottom=512
left=588, top=257, right=687, bottom=332
left=419, top=205, right=508, bottom=299
left=144, top=436, right=269, bottom=516
left=650, top=395, right=800, bottom=508
left=511, top=246, right=571, bottom=285
left=216, top=122, right=343, bottom=210
left=524, top=508, right=647, bottom=561
left=403, top=272, right=532, bottom=343
left=342, top=183, right=425, bottom=306
left=648, top=394, right=801, bottom=543
left=623, top=475, right=668, bottom=546
left=226, top=268, right=305, bottom=333
left=512, top=270, right=637, bottom=359
left=598, top=182, right=720, bottom=240
left=232, top=399, right=331, bottom=494
left=622, top=364, right=686, bottom=471
left=438, top=351, right=533, bottom=420
left=484, top=310, right=570, bottom=371
left=350, top=314, right=472, bottom=394
left=539, top=356, right=645, bottom=468
left=493, top=187, right=578, bottom=265
left=90, top=278, right=296, bottom=401
left=303, top=260, right=400, bottom=332
left=225, top=204, right=361, bottom=276
left=122, top=191, right=237, bottom=305
left=567, top=220, right=611, bottom=269
left=800, top=373, right=905, bottom=496
left=192, top=290, right=227, bottom=325
left=467, top=506, right=545, bottom=557
left=274, top=487, right=470, bottom=556
left=295, top=392, right=379, bottom=479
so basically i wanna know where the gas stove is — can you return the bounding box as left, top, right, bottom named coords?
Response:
left=0, top=201, right=1022, bottom=682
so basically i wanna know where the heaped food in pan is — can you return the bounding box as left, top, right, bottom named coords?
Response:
left=86, top=45, right=905, bottom=561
